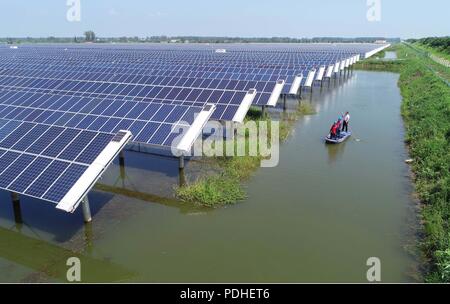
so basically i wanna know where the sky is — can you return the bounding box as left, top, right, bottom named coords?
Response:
left=0, top=0, right=448, bottom=39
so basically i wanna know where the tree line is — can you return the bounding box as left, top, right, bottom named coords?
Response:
left=407, top=36, right=450, bottom=55
left=1, top=33, right=400, bottom=44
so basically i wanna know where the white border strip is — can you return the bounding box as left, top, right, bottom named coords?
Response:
left=56, top=130, right=133, bottom=213
left=304, top=69, right=316, bottom=87
left=289, top=75, right=303, bottom=95
left=232, top=89, right=257, bottom=123
left=325, top=65, right=334, bottom=78
left=364, top=44, right=391, bottom=59
left=334, top=62, right=340, bottom=73
left=267, top=80, right=285, bottom=106
left=176, top=104, right=216, bottom=153
left=316, top=66, right=326, bottom=81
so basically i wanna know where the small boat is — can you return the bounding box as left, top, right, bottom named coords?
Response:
left=325, top=131, right=352, bottom=144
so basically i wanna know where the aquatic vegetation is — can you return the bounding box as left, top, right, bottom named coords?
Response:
left=176, top=172, right=246, bottom=206
left=176, top=102, right=302, bottom=206
left=297, top=103, right=317, bottom=115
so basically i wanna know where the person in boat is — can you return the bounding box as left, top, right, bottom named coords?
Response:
left=335, top=118, right=342, bottom=138
left=342, top=112, right=350, bottom=133
left=329, top=121, right=338, bottom=139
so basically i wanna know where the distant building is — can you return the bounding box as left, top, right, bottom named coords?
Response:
left=375, top=40, right=387, bottom=44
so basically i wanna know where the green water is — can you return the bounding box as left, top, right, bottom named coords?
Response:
left=0, top=71, right=420, bottom=283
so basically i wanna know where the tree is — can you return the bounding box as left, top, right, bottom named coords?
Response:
left=84, top=31, right=96, bottom=42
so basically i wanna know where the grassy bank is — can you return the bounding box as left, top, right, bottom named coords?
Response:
left=176, top=104, right=311, bottom=207
left=357, top=43, right=450, bottom=282
left=398, top=51, right=450, bottom=283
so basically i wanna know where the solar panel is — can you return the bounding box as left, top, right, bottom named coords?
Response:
left=0, top=43, right=384, bottom=103
left=0, top=89, right=216, bottom=148
left=0, top=119, right=132, bottom=212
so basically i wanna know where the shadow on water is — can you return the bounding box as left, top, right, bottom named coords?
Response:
left=0, top=225, right=135, bottom=282
left=0, top=191, right=114, bottom=243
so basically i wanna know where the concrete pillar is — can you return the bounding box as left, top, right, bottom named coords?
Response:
left=179, top=155, right=185, bottom=170
left=119, top=151, right=126, bottom=187
left=82, top=196, right=92, bottom=223
left=179, top=167, right=186, bottom=187
left=178, top=154, right=186, bottom=186
left=10, top=192, right=22, bottom=224
left=119, top=151, right=125, bottom=167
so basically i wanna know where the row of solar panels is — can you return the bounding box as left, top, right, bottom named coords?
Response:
left=0, top=44, right=369, bottom=97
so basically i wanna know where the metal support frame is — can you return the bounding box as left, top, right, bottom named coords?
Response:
left=261, top=105, right=266, bottom=118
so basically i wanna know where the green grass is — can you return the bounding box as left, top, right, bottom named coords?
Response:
left=176, top=101, right=314, bottom=207
left=176, top=172, right=246, bottom=206
left=354, top=59, right=403, bottom=72
left=401, top=43, right=450, bottom=83
left=398, top=57, right=450, bottom=282
left=297, top=102, right=317, bottom=115
left=359, top=43, right=450, bottom=282
left=412, top=41, right=450, bottom=62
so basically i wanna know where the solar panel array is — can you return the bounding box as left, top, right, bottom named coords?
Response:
left=0, top=89, right=204, bottom=148
left=0, top=118, right=127, bottom=204
left=0, top=43, right=387, bottom=212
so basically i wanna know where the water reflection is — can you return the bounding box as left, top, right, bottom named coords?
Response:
left=326, top=141, right=348, bottom=165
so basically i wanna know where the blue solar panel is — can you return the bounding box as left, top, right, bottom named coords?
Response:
left=0, top=121, right=129, bottom=205
left=42, top=163, right=87, bottom=202
left=42, top=128, right=81, bottom=158
left=0, top=154, right=36, bottom=188
left=25, top=160, right=69, bottom=198
left=8, top=157, right=52, bottom=193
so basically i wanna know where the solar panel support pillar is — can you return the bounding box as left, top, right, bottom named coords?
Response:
left=119, top=150, right=126, bottom=183
left=10, top=192, right=22, bottom=224
left=179, top=166, right=186, bottom=187
left=119, top=150, right=125, bottom=165
left=261, top=106, right=266, bottom=118
left=82, top=196, right=92, bottom=223
left=283, top=95, right=287, bottom=110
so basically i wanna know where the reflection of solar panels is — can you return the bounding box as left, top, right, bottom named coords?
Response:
left=0, top=119, right=132, bottom=212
